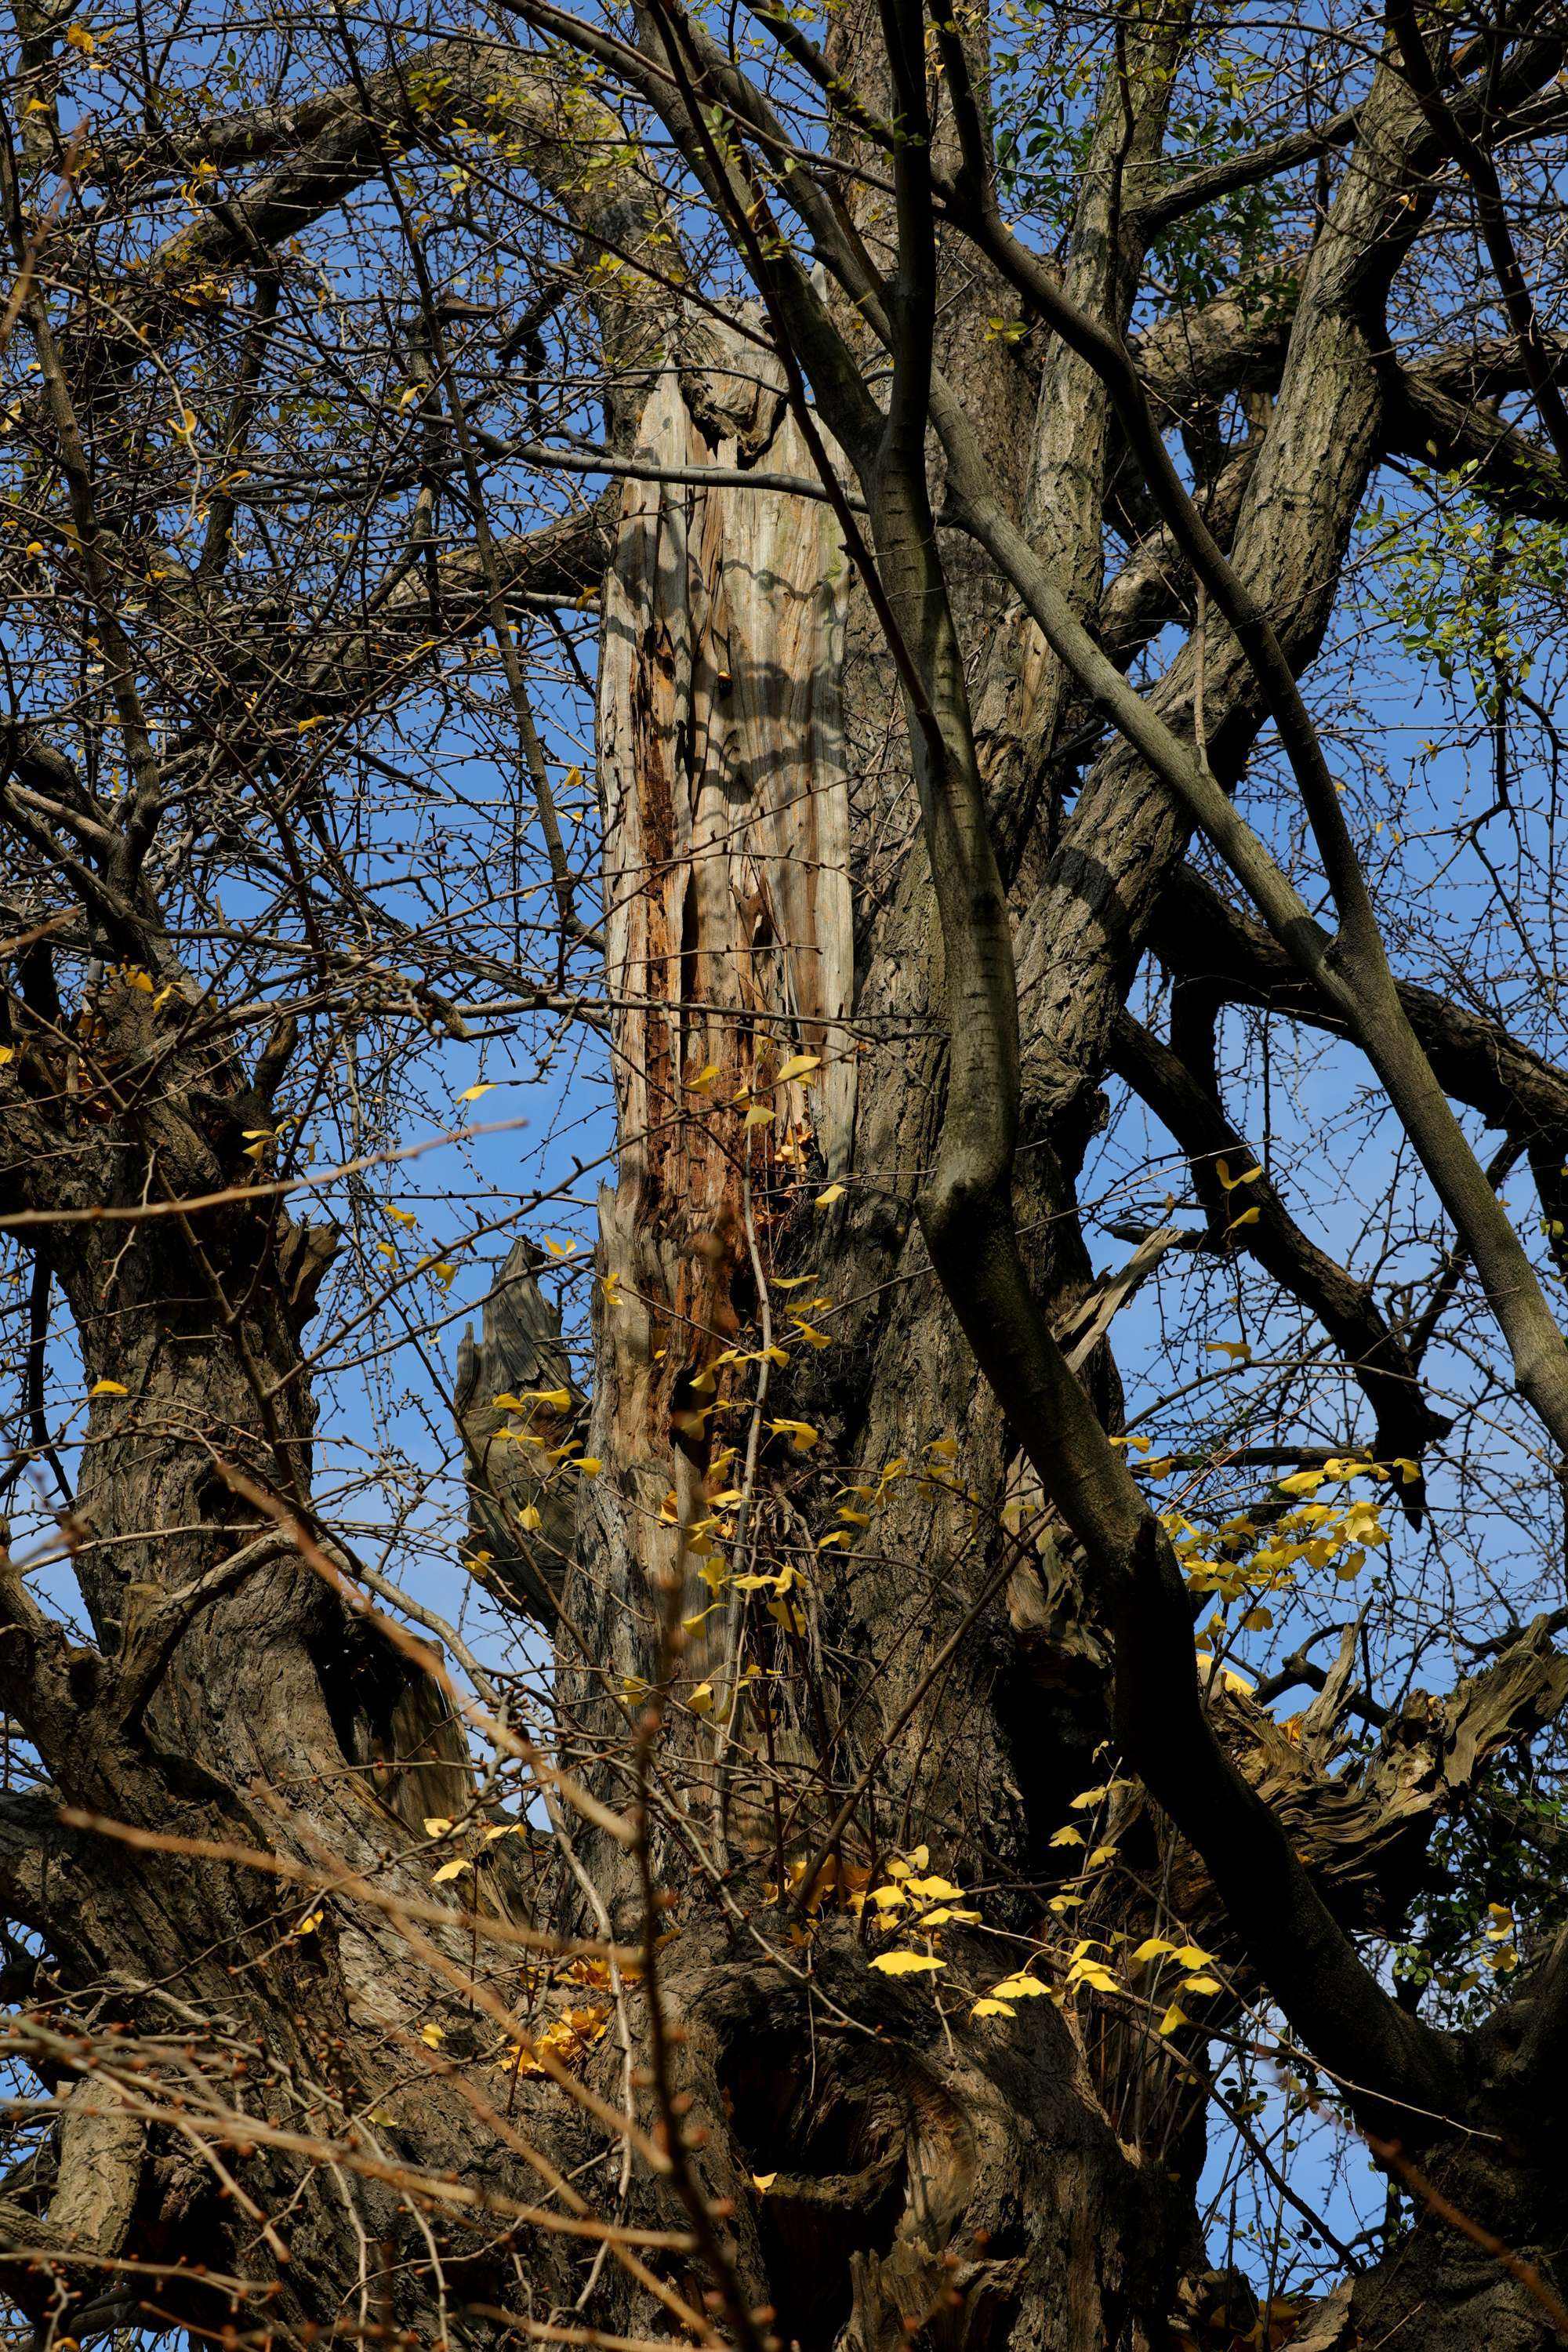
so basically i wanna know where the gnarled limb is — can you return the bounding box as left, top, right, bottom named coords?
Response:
left=1385, top=361, right=1568, bottom=518
left=1148, top=864, right=1568, bottom=1282
left=1109, top=1008, right=1452, bottom=1493
left=1181, top=1615, right=1568, bottom=1943
left=76, top=38, right=677, bottom=442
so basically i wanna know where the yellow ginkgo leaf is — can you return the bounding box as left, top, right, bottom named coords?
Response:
left=767, top=1418, right=819, bottom=1451
left=431, top=1857, right=471, bottom=1884
left=742, top=1103, right=774, bottom=1129
left=971, top=1998, right=1015, bottom=2018
left=684, top=1062, right=720, bottom=1091
left=1049, top=1826, right=1084, bottom=1847
left=1182, top=1974, right=1222, bottom=1996
left=517, top=1504, right=542, bottom=1532
left=89, top=1378, right=129, bottom=1397
left=773, top=1053, right=822, bottom=1087
left=524, top=1388, right=572, bottom=1412
left=1216, top=1160, right=1262, bottom=1192
left=574, top=1457, right=602, bottom=1477
left=688, top=1681, right=714, bottom=1715
left=1225, top=1206, right=1261, bottom=1231
left=1171, top=1945, right=1214, bottom=1970
left=815, top=1183, right=844, bottom=1207
left=1204, top=1340, right=1251, bottom=1363
left=1069, top=1785, right=1107, bottom=1809
left=869, top=1951, right=945, bottom=1975
left=1072, top=1962, right=1120, bottom=1993
left=1157, top=2003, right=1191, bottom=2035
left=789, top=1320, right=831, bottom=1348
left=1131, top=1936, right=1176, bottom=1963
left=458, top=1081, right=497, bottom=1102
left=0, top=1046, right=13, bottom=1065
left=752, top=2172, right=778, bottom=2191
left=420, top=2022, right=445, bottom=2047
left=903, top=1875, right=962, bottom=1902
left=990, top=1973, right=1051, bottom=1999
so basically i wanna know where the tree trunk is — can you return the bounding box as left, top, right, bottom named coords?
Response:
left=543, top=321, right=1568, bottom=2352
left=559, top=333, right=1207, bottom=2352
left=0, top=969, right=611, bottom=2339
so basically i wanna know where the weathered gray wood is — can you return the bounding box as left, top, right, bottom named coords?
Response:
left=588, top=324, right=855, bottom=1682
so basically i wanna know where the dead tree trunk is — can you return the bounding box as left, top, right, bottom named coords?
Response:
left=555, top=325, right=1203, bottom=2352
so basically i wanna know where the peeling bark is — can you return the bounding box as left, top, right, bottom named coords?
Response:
left=582, top=320, right=855, bottom=1706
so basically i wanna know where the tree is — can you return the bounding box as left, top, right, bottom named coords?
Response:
left=1, top=0, right=1567, bottom=2342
